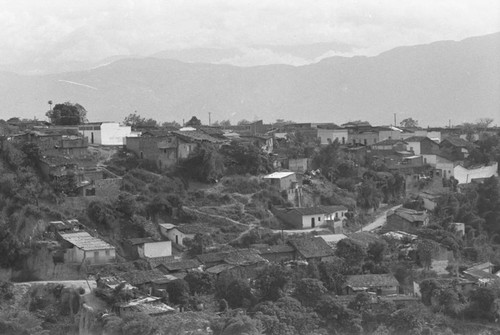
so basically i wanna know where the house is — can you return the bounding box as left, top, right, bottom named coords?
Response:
left=345, top=274, right=399, bottom=295
left=348, top=127, right=379, bottom=146
left=440, top=137, right=474, bottom=160
left=405, top=136, right=440, bottom=155
left=383, top=208, right=429, bottom=234
left=371, top=139, right=408, bottom=152
left=97, top=276, right=135, bottom=291
left=273, top=206, right=348, bottom=230
left=287, top=158, right=310, bottom=173
left=47, top=219, right=82, bottom=234
left=125, top=238, right=172, bottom=259
left=119, top=269, right=167, bottom=292
left=198, top=249, right=268, bottom=278
left=419, top=191, right=443, bottom=211
left=463, top=263, right=498, bottom=286
left=155, top=259, right=202, bottom=275
left=453, top=162, right=498, bottom=184
left=348, top=232, right=381, bottom=249
left=318, top=234, right=348, bottom=249
left=317, top=128, right=348, bottom=145
left=263, top=171, right=297, bottom=191
left=126, top=132, right=178, bottom=170
left=255, top=244, right=296, bottom=263
left=78, top=122, right=136, bottom=145
left=160, top=224, right=209, bottom=247
left=287, top=237, right=335, bottom=262
left=59, top=232, right=115, bottom=265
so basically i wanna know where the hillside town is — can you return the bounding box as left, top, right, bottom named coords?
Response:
left=1, top=104, right=500, bottom=335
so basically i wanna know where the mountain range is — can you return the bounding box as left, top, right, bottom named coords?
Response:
left=1, top=32, right=498, bottom=126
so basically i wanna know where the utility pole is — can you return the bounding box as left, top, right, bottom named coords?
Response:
left=208, top=112, right=211, bottom=126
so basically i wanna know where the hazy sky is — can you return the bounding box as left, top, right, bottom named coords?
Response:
left=1, top=0, right=499, bottom=66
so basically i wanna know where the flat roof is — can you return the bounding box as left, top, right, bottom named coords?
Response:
left=263, top=171, right=295, bottom=179
left=60, top=232, right=114, bottom=251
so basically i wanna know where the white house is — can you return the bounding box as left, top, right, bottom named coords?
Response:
left=78, top=122, right=137, bottom=145
left=159, top=223, right=207, bottom=247
left=317, top=128, right=348, bottom=145
left=127, top=238, right=172, bottom=259
left=60, top=232, right=115, bottom=264
left=454, top=162, right=498, bottom=184
left=273, top=205, right=348, bottom=230
left=263, top=171, right=297, bottom=191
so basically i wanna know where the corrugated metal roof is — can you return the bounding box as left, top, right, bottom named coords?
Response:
left=263, top=172, right=295, bottom=179
left=60, top=232, right=114, bottom=251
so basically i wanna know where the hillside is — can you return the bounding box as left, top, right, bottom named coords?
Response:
left=1, top=32, right=499, bottom=127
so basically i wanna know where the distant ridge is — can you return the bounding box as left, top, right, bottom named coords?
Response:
left=1, top=32, right=499, bottom=126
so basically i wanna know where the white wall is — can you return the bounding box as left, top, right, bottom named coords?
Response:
left=101, top=123, right=133, bottom=145
left=317, top=129, right=348, bottom=145
left=407, top=141, right=421, bottom=155
left=454, top=162, right=498, bottom=184
left=166, top=228, right=195, bottom=246
left=143, top=241, right=172, bottom=258
left=421, top=154, right=437, bottom=166
left=301, top=214, right=325, bottom=228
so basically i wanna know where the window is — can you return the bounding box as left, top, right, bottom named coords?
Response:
left=364, top=139, right=367, bottom=145
left=105, top=250, right=110, bottom=256
left=318, top=217, right=321, bottom=222
left=94, top=251, right=99, bottom=258
left=342, top=137, right=345, bottom=144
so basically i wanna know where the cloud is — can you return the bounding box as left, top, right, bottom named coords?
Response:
left=0, top=0, right=499, bottom=66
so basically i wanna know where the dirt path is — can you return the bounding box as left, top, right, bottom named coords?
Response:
left=355, top=204, right=402, bottom=233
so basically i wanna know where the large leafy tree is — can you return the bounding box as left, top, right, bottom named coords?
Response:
left=46, top=102, right=88, bottom=125
left=185, top=116, right=202, bottom=127
left=254, top=264, right=291, bottom=301
left=356, top=179, right=382, bottom=212
left=123, top=112, right=158, bottom=129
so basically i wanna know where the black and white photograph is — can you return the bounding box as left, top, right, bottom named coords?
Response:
left=0, top=1, right=499, bottom=334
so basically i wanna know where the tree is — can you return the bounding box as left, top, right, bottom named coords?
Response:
left=184, top=233, right=213, bottom=256
left=224, top=278, right=255, bottom=308
left=399, top=118, right=418, bottom=128
left=367, top=240, right=388, bottom=263
left=356, top=179, right=382, bottom=212
left=417, top=239, right=440, bottom=270
left=185, top=116, right=202, bottom=127
left=184, top=271, right=214, bottom=295
left=166, top=279, right=190, bottom=306
left=46, top=102, right=87, bottom=125
left=237, top=119, right=250, bottom=125
left=177, top=143, right=225, bottom=182
left=293, top=278, right=327, bottom=307
left=317, top=260, right=346, bottom=294
left=123, top=112, right=158, bottom=129
left=335, top=239, right=366, bottom=266
left=255, top=264, right=291, bottom=301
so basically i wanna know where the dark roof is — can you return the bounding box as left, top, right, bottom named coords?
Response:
left=256, top=244, right=296, bottom=255
left=441, top=137, right=473, bottom=148
left=159, top=259, right=201, bottom=272
left=119, top=269, right=166, bottom=286
left=404, top=136, right=430, bottom=142
left=348, top=232, right=381, bottom=248
left=464, top=269, right=497, bottom=280
left=224, top=249, right=267, bottom=266
left=172, top=130, right=223, bottom=143
left=346, top=274, right=399, bottom=288
left=390, top=208, right=428, bottom=223
left=288, top=237, right=334, bottom=259
left=197, top=249, right=266, bottom=266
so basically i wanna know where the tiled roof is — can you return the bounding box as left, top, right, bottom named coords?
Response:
left=60, top=232, right=114, bottom=251
left=197, top=249, right=266, bottom=266
left=172, top=130, right=223, bottom=143
left=255, top=244, right=296, bottom=255
left=391, top=208, right=428, bottom=223
left=441, top=137, right=472, bottom=148
left=224, top=249, right=267, bottom=266
left=288, top=237, right=334, bottom=259
left=348, top=232, right=380, bottom=248
left=205, top=264, right=236, bottom=274
left=147, top=256, right=176, bottom=268
left=346, top=274, right=399, bottom=289
left=159, top=259, right=201, bottom=272
left=318, top=234, right=348, bottom=244
left=119, top=269, right=166, bottom=286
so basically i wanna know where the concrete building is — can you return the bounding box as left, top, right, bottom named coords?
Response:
left=263, top=171, right=297, bottom=191
left=273, top=205, right=348, bottom=230
left=59, top=232, right=115, bottom=264
left=78, top=122, right=136, bottom=145
left=383, top=208, right=429, bottom=234
left=317, top=128, right=348, bottom=145
left=454, top=162, right=498, bottom=184
left=126, top=238, right=172, bottom=259
left=405, top=136, right=440, bottom=156
left=160, top=224, right=207, bottom=247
